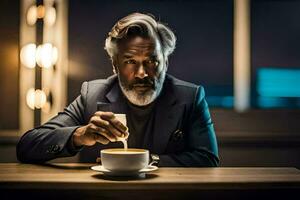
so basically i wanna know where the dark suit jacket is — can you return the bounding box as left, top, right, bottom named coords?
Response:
left=17, top=74, right=219, bottom=167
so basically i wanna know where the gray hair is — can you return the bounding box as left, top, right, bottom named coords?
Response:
left=105, top=13, right=176, bottom=60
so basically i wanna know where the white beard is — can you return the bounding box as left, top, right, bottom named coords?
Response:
left=118, top=69, right=166, bottom=106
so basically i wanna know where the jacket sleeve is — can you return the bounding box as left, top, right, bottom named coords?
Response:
left=16, top=82, right=88, bottom=163
left=159, top=86, right=219, bottom=167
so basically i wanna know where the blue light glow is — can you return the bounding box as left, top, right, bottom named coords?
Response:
left=206, top=96, right=234, bottom=108
left=257, top=68, right=300, bottom=97
left=257, top=97, right=287, bottom=108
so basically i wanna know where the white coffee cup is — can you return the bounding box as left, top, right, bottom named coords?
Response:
left=101, top=148, right=149, bottom=172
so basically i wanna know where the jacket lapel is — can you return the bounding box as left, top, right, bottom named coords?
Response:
left=97, top=82, right=127, bottom=114
left=152, top=82, right=185, bottom=154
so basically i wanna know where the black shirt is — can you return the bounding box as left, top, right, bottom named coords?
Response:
left=126, top=101, right=156, bottom=149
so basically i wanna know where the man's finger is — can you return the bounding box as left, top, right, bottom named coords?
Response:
left=106, top=123, right=123, bottom=137
left=88, top=124, right=117, bottom=142
left=90, top=112, right=127, bottom=138
left=89, top=118, right=123, bottom=137
left=89, top=116, right=109, bottom=126
left=109, top=117, right=128, bottom=133
left=96, top=129, right=117, bottom=142
left=94, top=111, right=114, bottom=119
left=93, top=133, right=109, bottom=145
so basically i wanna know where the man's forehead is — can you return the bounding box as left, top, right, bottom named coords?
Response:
left=117, top=36, right=158, bottom=52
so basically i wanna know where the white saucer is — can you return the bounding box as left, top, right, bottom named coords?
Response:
left=91, top=165, right=158, bottom=176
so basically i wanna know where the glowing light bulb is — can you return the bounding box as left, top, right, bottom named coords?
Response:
left=27, top=5, right=55, bottom=26
left=26, top=88, right=36, bottom=109
left=26, top=88, right=47, bottom=109
left=26, top=5, right=37, bottom=25
left=36, top=43, right=58, bottom=68
left=20, top=43, right=36, bottom=68
left=34, top=89, right=47, bottom=109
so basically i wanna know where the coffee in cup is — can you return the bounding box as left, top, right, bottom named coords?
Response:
left=101, top=148, right=149, bottom=172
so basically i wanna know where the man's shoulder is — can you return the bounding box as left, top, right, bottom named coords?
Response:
left=164, top=74, right=203, bottom=104
left=87, top=74, right=117, bottom=86
left=80, top=74, right=118, bottom=98
left=166, top=74, right=200, bottom=90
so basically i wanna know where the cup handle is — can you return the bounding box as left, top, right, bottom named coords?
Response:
left=149, top=154, right=160, bottom=167
left=149, top=160, right=158, bottom=167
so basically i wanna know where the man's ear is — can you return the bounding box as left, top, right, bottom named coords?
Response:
left=164, top=58, right=169, bottom=71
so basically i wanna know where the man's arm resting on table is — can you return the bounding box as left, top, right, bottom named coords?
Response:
left=16, top=82, right=88, bottom=163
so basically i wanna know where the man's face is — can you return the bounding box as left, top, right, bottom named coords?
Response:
left=114, top=35, right=167, bottom=106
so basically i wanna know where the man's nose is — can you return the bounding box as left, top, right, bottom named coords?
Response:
left=135, top=64, right=148, bottom=79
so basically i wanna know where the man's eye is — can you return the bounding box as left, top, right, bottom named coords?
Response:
left=146, top=59, right=158, bottom=65
left=124, top=60, right=136, bottom=64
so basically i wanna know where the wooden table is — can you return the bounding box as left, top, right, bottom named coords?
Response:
left=1, top=163, right=300, bottom=200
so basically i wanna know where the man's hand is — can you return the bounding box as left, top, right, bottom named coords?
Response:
left=72, top=112, right=128, bottom=147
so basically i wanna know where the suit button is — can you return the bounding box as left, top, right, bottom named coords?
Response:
left=172, top=129, right=183, bottom=141
left=52, top=145, right=60, bottom=153
left=46, top=145, right=54, bottom=153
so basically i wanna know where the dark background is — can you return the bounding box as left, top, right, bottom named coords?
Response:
left=251, top=0, right=300, bottom=107
left=68, top=0, right=234, bottom=105
left=0, top=0, right=19, bottom=129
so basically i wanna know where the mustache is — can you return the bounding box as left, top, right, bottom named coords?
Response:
left=131, top=78, right=154, bottom=87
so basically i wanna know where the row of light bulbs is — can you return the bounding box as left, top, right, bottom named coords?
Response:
left=20, top=43, right=58, bottom=69
left=22, top=3, right=57, bottom=111
left=27, top=4, right=56, bottom=26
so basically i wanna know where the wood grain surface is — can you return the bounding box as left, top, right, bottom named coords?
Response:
left=1, top=163, right=300, bottom=199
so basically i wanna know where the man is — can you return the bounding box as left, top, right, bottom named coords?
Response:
left=17, top=13, right=219, bottom=167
